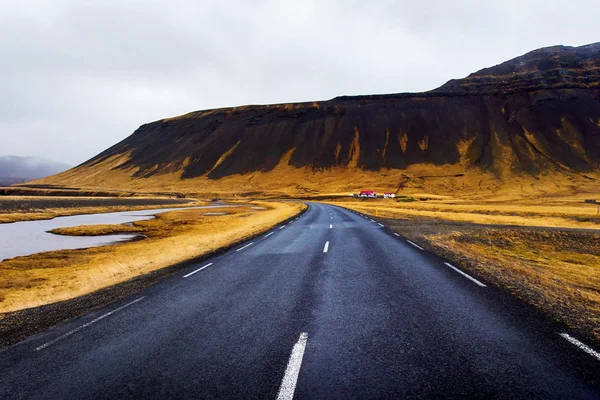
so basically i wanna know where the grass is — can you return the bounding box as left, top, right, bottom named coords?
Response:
left=328, top=198, right=600, bottom=230
left=0, top=196, right=203, bottom=223
left=0, top=201, right=305, bottom=313
left=30, top=150, right=600, bottom=202
left=427, top=228, right=600, bottom=340
left=49, top=224, right=146, bottom=236
left=335, top=199, right=600, bottom=341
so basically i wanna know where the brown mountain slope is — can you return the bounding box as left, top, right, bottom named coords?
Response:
left=40, top=43, right=600, bottom=199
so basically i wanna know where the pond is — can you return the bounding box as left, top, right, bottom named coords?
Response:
left=0, top=205, right=227, bottom=261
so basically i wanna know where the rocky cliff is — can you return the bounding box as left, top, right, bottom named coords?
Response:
left=41, top=43, right=600, bottom=198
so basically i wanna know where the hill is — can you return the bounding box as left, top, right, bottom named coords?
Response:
left=37, top=43, right=600, bottom=199
left=0, top=156, right=71, bottom=186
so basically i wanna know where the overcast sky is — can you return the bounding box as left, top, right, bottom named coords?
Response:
left=1, top=0, right=598, bottom=165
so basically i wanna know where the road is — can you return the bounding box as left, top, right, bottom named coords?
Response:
left=1, top=203, right=599, bottom=399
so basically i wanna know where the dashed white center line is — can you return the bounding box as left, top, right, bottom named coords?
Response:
left=265, top=232, right=274, bottom=238
left=183, top=262, right=214, bottom=278
left=443, top=262, right=487, bottom=287
left=329, top=224, right=332, bottom=229
left=378, top=223, right=384, bottom=227
left=35, top=297, right=145, bottom=351
left=560, top=333, right=600, bottom=361
left=393, top=232, right=400, bottom=237
left=370, top=219, right=375, bottom=222
left=406, top=240, right=424, bottom=250
left=236, top=242, right=254, bottom=252
left=276, top=332, right=309, bottom=400
left=323, top=241, right=329, bottom=253
left=280, top=226, right=286, bottom=230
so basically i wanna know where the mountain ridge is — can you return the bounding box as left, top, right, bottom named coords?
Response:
left=38, top=43, right=600, bottom=198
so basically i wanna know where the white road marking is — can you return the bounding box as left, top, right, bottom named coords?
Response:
left=329, top=224, right=332, bottom=229
left=378, top=223, right=384, bottom=227
left=236, top=242, right=254, bottom=252
left=370, top=219, right=374, bottom=222
left=183, top=263, right=214, bottom=278
left=35, top=297, right=145, bottom=351
left=323, top=241, right=329, bottom=253
left=276, top=332, right=309, bottom=400
left=443, top=262, right=487, bottom=287
left=265, top=232, right=274, bottom=238
left=560, top=333, right=600, bottom=361
left=393, top=233, right=400, bottom=237
left=406, top=240, right=424, bottom=250
left=280, top=226, right=286, bottom=229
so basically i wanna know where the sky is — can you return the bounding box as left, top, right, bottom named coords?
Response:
left=1, top=0, right=598, bottom=165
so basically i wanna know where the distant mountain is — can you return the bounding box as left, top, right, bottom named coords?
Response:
left=38, top=43, right=600, bottom=198
left=0, top=156, right=71, bottom=186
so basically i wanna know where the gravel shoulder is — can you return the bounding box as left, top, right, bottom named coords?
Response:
left=377, top=216, right=600, bottom=345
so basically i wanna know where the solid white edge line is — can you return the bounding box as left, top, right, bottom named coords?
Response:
left=236, top=242, right=254, bottom=252
left=265, top=232, right=274, bottom=238
left=443, top=262, right=487, bottom=287
left=560, top=333, right=600, bottom=361
left=378, top=223, right=384, bottom=227
left=406, top=240, right=424, bottom=250
left=276, top=332, right=309, bottom=400
left=323, top=241, right=329, bottom=253
left=35, top=297, right=145, bottom=351
left=183, top=262, right=214, bottom=278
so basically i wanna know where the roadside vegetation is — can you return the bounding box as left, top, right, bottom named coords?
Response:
left=0, top=196, right=200, bottom=223
left=49, top=224, right=146, bottom=236
left=333, top=198, right=600, bottom=341
left=0, top=202, right=305, bottom=313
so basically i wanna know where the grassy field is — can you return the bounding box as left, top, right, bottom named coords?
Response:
left=0, top=196, right=200, bottom=223
left=0, top=201, right=305, bottom=313
left=333, top=199, right=600, bottom=341
left=329, top=197, right=600, bottom=230
left=32, top=150, right=600, bottom=200
left=49, top=224, right=146, bottom=236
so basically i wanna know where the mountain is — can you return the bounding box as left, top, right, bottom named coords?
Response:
left=0, top=156, right=71, bottom=186
left=38, top=43, right=600, bottom=199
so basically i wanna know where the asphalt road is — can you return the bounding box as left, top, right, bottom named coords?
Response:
left=1, top=203, right=599, bottom=399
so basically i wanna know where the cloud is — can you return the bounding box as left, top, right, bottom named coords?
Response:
left=0, top=0, right=598, bottom=164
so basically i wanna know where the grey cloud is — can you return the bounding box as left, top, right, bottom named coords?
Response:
left=0, top=0, right=598, bottom=164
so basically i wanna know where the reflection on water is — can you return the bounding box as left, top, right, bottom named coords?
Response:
left=0, top=205, right=225, bottom=261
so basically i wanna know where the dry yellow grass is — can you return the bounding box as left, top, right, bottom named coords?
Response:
left=427, top=228, right=600, bottom=340
left=337, top=199, right=600, bottom=340
left=34, top=151, right=600, bottom=201
left=329, top=198, right=600, bottom=230
left=0, top=196, right=205, bottom=224
left=49, top=224, right=146, bottom=236
left=0, top=202, right=305, bottom=313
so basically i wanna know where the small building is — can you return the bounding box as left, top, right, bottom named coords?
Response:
left=359, top=190, right=376, bottom=198
left=383, top=193, right=396, bottom=198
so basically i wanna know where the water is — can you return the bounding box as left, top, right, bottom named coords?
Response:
left=0, top=205, right=227, bottom=261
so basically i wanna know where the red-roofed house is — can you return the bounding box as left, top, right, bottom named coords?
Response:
left=359, top=190, right=376, bottom=198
